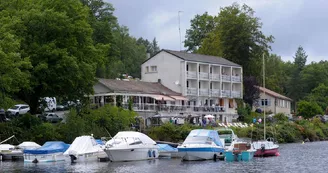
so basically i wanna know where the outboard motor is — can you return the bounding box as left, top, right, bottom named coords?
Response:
left=69, top=155, right=77, bottom=163
left=261, top=144, right=265, bottom=152
left=32, top=158, right=39, bottom=163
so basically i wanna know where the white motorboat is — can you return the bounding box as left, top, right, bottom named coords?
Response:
left=64, top=136, right=107, bottom=163
left=0, top=144, right=23, bottom=160
left=104, top=131, right=159, bottom=162
left=23, top=141, right=70, bottom=163
left=178, top=129, right=225, bottom=161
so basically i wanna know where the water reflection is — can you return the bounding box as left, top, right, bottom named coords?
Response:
left=1, top=142, right=328, bottom=173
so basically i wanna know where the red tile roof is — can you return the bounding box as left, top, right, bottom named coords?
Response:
left=257, top=86, right=292, bottom=101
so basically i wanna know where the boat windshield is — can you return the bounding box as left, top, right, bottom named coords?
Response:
left=183, top=136, right=213, bottom=145
left=108, top=137, right=143, bottom=146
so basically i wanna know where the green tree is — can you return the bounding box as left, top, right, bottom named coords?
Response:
left=306, top=84, right=328, bottom=111
left=297, top=100, right=323, bottom=119
left=6, top=0, right=104, bottom=113
left=0, top=4, right=32, bottom=108
left=301, top=61, right=328, bottom=95
left=198, top=3, right=274, bottom=77
left=286, top=46, right=308, bottom=110
left=184, top=12, right=216, bottom=52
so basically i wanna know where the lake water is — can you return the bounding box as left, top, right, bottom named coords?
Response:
left=1, top=141, right=328, bottom=173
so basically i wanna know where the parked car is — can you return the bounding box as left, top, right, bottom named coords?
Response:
left=39, top=113, right=63, bottom=123
left=56, top=105, right=65, bottom=111
left=6, top=104, right=30, bottom=116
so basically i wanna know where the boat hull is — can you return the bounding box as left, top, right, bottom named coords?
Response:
left=225, top=150, right=255, bottom=161
left=254, top=148, right=279, bottom=157
left=159, top=151, right=180, bottom=158
left=178, top=147, right=224, bottom=161
left=0, top=151, right=23, bottom=160
left=105, top=148, right=159, bottom=162
left=24, top=152, right=66, bottom=163
left=67, top=151, right=108, bottom=163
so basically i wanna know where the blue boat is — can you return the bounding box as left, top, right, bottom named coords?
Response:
left=224, top=141, right=255, bottom=162
left=177, top=129, right=225, bottom=161
left=23, top=141, right=70, bottom=163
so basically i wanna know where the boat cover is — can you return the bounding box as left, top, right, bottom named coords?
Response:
left=158, top=144, right=178, bottom=152
left=182, top=129, right=223, bottom=147
left=24, top=141, right=70, bottom=154
left=18, top=142, right=41, bottom=150
left=95, top=139, right=104, bottom=145
left=63, top=136, right=102, bottom=155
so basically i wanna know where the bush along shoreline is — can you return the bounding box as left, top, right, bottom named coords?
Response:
left=146, top=116, right=328, bottom=144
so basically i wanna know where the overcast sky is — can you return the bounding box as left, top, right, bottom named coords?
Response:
left=107, top=0, right=327, bottom=63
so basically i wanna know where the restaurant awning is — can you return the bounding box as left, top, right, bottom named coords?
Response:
left=149, top=95, right=175, bottom=101
left=170, top=95, right=188, bottom=101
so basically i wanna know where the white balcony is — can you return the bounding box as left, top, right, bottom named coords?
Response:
left=231, top=91, right=242, bottom=98
left=210, top=89, right=220, bottom=97
left=231, top=76, right=241, bottom=82
left=221, top=90, right=231, bottom=97
left=222, top=75, right=231, bottom=82
left=210, top=74, right=220, bottom=81
left=199, top=89, right=209, bottom=96
left=187, top=88, right=197, bottom=95
left=187, top=71, right=197, bottom=79
left=199, top=72, right=209, bottom=80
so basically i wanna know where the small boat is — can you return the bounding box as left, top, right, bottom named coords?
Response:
left=177, top=129, right=225, bottom=161
left=63, top=136, right=107, bottom=163
left=224, top=141, right=256, bottom=161
left=104, top=131, right=159, bottom=162
left=23, top=141, right=70, bottom=163
left=0, top=144, right=23, bottom=160
left=252, top=139, right=279, bottom=157
left=217, top=128, right=238, bottom=150
left=158, top=144, right=179, bottom=158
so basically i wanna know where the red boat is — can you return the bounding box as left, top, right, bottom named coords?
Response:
left=252, top=140, right=279, bottom=157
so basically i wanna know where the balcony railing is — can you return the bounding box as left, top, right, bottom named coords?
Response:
left=187, top=88, right=197, bottom=95
left=221, top=90, right=231, bottom=97
left=210, top=74, right=220, bottom=81
left=120, top=103, right=227, bottom=113
left=231, top=76, right=241, bottom=82
left=231, top=91, right=242, bottom=98
left=210, top=89, right=220, bottom=97
left=222, top=75, right=231, bottom=81
left=199, top=72, right=209, bottom=80
left=187, top=71, right=197, bottom=79
left=199, top=89, right=209, bottom=96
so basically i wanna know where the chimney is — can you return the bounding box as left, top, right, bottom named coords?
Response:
left=158, top=79, right=161, bottom=83
left=147, top=53, right=150, bottom=59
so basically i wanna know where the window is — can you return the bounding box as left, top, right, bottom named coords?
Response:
left=261, top=99, right=270, bottom=106
left=229, top=99, right=234, bottom=108
left=146, top=66, right=149, bottom=73
left=186, top=64, right=189, bottom=71
left=210, top=67, right=212, bottom=73
left=151, top=66, right=157, bottom=72
left=186, top=81, right=189, bottom=87
left=210, top=82, right=212, bottom=89
left=199, top=81, right=201, bottom=88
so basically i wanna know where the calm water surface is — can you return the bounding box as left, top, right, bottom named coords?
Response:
left=1, top=141, right=328, bottom=173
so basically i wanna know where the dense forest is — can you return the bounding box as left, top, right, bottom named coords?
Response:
left=0, top=0, right=159, bottom=112
left=184, top=3, right=328, bottom=118
left=1, top=1, right=327, bottom=118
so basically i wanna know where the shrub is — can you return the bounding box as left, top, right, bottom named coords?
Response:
left=297, top=100, right=323, bottom=119
left=273, top=113, right=288, bottom=122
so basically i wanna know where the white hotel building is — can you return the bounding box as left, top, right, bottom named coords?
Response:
left=141, top=49, right=243, bottom=122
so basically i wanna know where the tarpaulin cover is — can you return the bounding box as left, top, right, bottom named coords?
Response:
left=24, top=141, right=69, bottom=154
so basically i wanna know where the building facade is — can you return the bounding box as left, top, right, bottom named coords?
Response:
left=254, top=86, right=292, bottom=116
left=141, top=49, right=243, bottom=122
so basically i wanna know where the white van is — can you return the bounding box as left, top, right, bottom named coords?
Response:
left=40, top=97, right=57, bottom=112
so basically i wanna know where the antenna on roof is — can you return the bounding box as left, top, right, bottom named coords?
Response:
left=178, top=11, right=183, bottom=51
